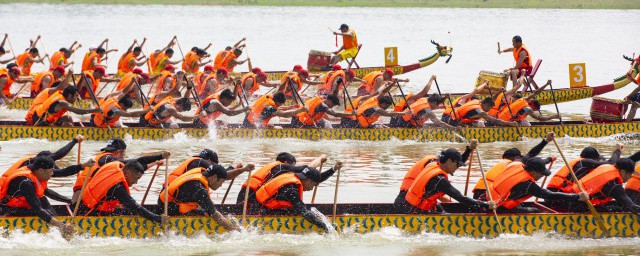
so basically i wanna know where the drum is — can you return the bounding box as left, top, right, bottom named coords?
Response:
left=307, top=50, right=332, bottom=71
left=475, top=71, right=508, bottom=90
left=590, top=96, right=628, bottom=123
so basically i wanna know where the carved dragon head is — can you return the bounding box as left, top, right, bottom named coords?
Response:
left=431, top=40, right=453, bottom=63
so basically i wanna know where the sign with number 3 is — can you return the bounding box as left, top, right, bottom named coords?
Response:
left=569, top=63, right=587, bottom=88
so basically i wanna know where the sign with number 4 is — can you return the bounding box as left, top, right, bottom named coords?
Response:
left=569, top=63, right=587, bottom=88
left=384, top=47, right=398, bottom=67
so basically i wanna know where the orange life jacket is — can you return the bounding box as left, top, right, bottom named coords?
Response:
left=0, top=166, right=46, bottom=209
left=150, top=51, right=167, bottom=75
left=31, top=71, right=55, bottom=96
left=144, top=96, right=176, bottom=126
left=359, top=71, right=382, bottom=95
left=488, top=162, right=535, bottom=209
left=167, top=157, right=204, bottom=186
left=159, top=168, right=209, bottom=214
left=343, top=29, right=359, bottom=50
left=344, top=96, right=365, bottom=119
left=213, top=50, right=229, bottom=70
left=182, top=51, right=200, bottom=74
left=247, top=94, right=277, bottom=126
left=116, top=72, right=137, bottom=92
left=241, top=72, right=260, bottom=96
left=91, top=97, right=122, bottom=128
left=195, top=94, right=222, bottom=125
left=118, top=52, right=136, bottom=74
left=26, top=89, right=56, bottom=124
left=242, top=161, right=283, bottom=191
left=356, top=97, right=381, bottom=128
left=81, top=161, right=130, bottom=213
left=255, top=172, right=303, bottom=210
left=513, top=44, right=532, bottom=70
left=0, top=69, right=14, bottom=96
left=472, top=159, right=512, bottom=192
left=197, top=74, right=219, bottom=97
left=34, top=91, right=67, bottom=124
left=194, top=71, right=207, bottom=89
left=405, top=162, right=448, bottom=211
left=626, top=171, right=640, bottom=193
left=280, top=71, right=296, bottom=84
left=81, top=71, right=100, bottom=98
left=219, top=52, right=237, bottom=72
left=399, top=98, right=432, bottom=126
left=547, top=158, right=583, bottom=192
left=157, top=70, right=175, bottom=93
left=49, top=51, right=67, bottom=70
left=573, top=164, right=623, bottom=206
left=498, top=98, right=529, bottom=122
left=283, top=73, right=303, bottom=98
left=295, top=97, right=326, bottom=126
left=453, top=99, right=482, bottom=124
left=5, top=156, right=33, bottom=173
left=81, top=51, right=101, bottom=72
left=400, top=156, right=437, bottom=191
left=443, top=97, right=462, bottom=117
left=73, top=152, right=117, bottom=191
left=320, top=70, right=346, bottom=93
left=16, top=51, right=33, bottom=75
left=488, top=93, right=507, bottom=117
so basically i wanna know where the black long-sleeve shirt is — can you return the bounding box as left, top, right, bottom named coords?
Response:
left=572, top=150, right=621, bottom=180
left=1, top=177, right=54, bottom=223
left=592, top=180, right=640, bottom=213
left=172, top=180, right=218, bottom=216
left=265, top=184, right=329, bottom=231
left=425, top=175, right=488, bottom=208
left=100, top=182, right=162, bottom=223
left=52, top=164, right=84, bottom=177
left=98, top=154, right=163, bottom=170
left=20, top=139, right=78, bottom=168
left=520, top=139, right=549, bottom=163
left=507, top=181, right=580, bottom=203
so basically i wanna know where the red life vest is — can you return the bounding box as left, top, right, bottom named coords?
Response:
left=405, top=162, right=448, bottom=211
left=255, top=173, right=303, bottom=210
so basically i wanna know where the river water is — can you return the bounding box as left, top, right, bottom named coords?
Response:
left=1, top=3, right=640, bottom=256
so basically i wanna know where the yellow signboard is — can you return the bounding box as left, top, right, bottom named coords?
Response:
left=384, top=47, right=398, bottom=67
left=569, top=63, right=587, bottom=88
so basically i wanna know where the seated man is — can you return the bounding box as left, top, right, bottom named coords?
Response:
left=442, top=97, right=517, bottom=127
left=340, top=83, right=410, bottom=128
left=89, top=94, right=149, bottom=128
left=290, top=94, right=355, bottom=128
left=256, top=162, right=342, bottom=232
left=140, top=79, right=205, bottom=128
left=498, top=35, right=533, bottom=88
left=159, top=164, right=255, bottom=231
left=31, top=86, right=101, bottom=126
left=193, top=89, right=249, bottom=128
left=547, top=145, right=622, bottom=194
left=496, top=80, right=560, bottom=126
left=243, top=92, right=306, bottom=128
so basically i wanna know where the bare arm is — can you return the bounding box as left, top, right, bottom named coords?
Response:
left=426, top=111, right=457, bottom=130
left=59, top=101, right=100, bottom=115
left=0, top=78, right=9, bottom=102
left=275, top=108, right=306, bottom=118
left=527, top=108, right=559, bottom=121
left=1, top=34, right=6, bottom=48
left=326, top=108, right=355, bottom=118
left=166, top=107, right=198, bottom=122
left=410, top=75, right=436, bottom=101
left=377, top=108, right=409, bottom=118
left=97, top=39, right=108, bottom=50
left=211, top=102, right=249, bottom=116
left=479, top=112, right=517, bottom=126
left=113, top=109, right=149, bottom=118
left=525, top=81, right=550, bottom=101
left=126, top=40, right=136, bottom=54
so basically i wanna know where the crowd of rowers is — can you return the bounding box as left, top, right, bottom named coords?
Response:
left=2, top=132, right=640, bottom=236
left=0, top=33, right=567, bottom=130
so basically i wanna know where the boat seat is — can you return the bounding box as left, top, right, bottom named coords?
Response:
left=522, top=59, right=543, bottom=93
left=346, top=44, right=363, bottom=70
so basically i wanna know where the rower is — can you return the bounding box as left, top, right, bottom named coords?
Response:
left=243, top=92, right=306, bottom=128
left=487, top=143, right=589, bottom=213
left=183, top=48, right=210, bottom=75
left=498, top=35, right=533, bottom=88
left=31, top=85, right=100, bottom=126
left=237, top=153, right=328, bottom=213
left=442, top=95, right=517, bottom=127
left=116, top=38, right=148, bottom=77
left=167, top=149, right=221, bottom=185
left=213, top=38, right=245, bottom=71
left=487, top=76, right=526, bottom=117
left=159, top=164, right=253, bottom=231
left=291, top=94, right=355, bottom=128
left=77, top=66, right=119, bottom=99
left=394, top=142, right=474, bottom=208
left=141, top=76, right=204, bottom=128
left=16, top=47, right=48, bottom=75
left=49, top=41, right=80, bottom=69
left=340, top=83, right=411, bottom=128
left=196, top=67, right=228, bottom=99
left=0, top=34, right=14, bottom=64
left=496, top=80, right=560, bottom=126
left=113, top=68, right=150, bottom=103
left=156, top=64, right=178, bottom=93
left=472, top=132, right=556, bottom=200
left=194, top=65, right=214, bottom=90
left=256, top=162, right=342, bottom=232
left=357, top=69, right=407, bottom=96
left=25, top=70, right=73, bottom=125
left=31, top=65, right=65, bottom=97
left=193, top=89, right=249, bottom=128
left=7, top=135, right=83, bottom=173
left=71, top=139, right=168, bottom=203
left=239, top=69, right=272, bottom=97
left=89, top=94, right=149, bottom=128
left=81, top=39, right=116, bottom=72
left=0, top=66, right=33, bottom=105
left=149, top=38, right=178, bottom=76
left=0, top=156, right=75, bottom=237
left=545, top=145, right=622, bottom=208
left=278, top=69, right=312, bottom=99
left=76, top=160, right=169, bottom=226
left=330, top=24, right=358, bottom=66
left=388, top=75, right=455, bottom=129
left=214, top=38, right=247, bottom=72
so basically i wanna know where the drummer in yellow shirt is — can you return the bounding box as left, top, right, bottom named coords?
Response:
left=330, top=24, right=359, bottom=66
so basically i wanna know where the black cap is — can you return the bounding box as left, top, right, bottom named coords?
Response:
left=440, top=148, right=465, bottom=167
left=580, top=146, right=603, bottom=160
left=28, top=156, right=55, bottom=170
left=502, top=148, right=522, bottom=160
left=203, top=164, right=228, bottom=179
left=615, top=158, right=639, bottom=175
left=198, top=149, right=219, bottom=164
left=524, top=157, right=551, bottom=176
left=101, top=138, right=126, bottom=152
left=339, top=24, right=349, bottom=30
left=296, top=167, right=323, bottom=183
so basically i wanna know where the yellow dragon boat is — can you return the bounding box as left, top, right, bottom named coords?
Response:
left=1, top=203, right=637, bottom=238
left=1, top=120, right=640, bottom=142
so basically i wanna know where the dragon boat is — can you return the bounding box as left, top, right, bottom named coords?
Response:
left=1, top=203, right=637, bottom=238
left=1, top=119, right=640, bottom=143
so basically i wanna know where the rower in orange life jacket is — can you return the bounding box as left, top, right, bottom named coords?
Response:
left=568, top=158, right=640, bottom=214
left=31, top=85, right=100, bottom=126
left=159, top=164, right=250, bottom=231
left=77, top=66, right=119, bottom=99
left=197, top=68, right=228, bottom=99
left=195, top=65, right=214, bottom=92
left=17, top=48, right=47, bottom=75
left=76, top=161, right=168, bottom=226
left=256, top=162, right=341, bottom=232
left=156, top=65, right=178, bottom=93
left=487, top=157, right=586, bottom=213
left=117, top=39, right=147, bottom=77
left=81, top=48, right=105, bottom=72
left=546, top=146, right=621, bottom=196
left=496, top=85, right=561, bottom=126
left=31, top=66, right=65, bottom=97
left=213, top=38, right=246, bottom=70
left=183, top=48, right=210, bottom=75
left=280, top=69, right=309, bottom=99
left=0, top=67, right=27, bottom=104
left=626, top=163, right=640, bottom=204
left=89, top=95, right=148, bottom=128
left=395, top=145, right=493, bottom=214
left=357, top=68, right=400, bottom=96
left=340, top=83, right=410, bottom=128
left=243, top=92, right=305, bottom=128
left=498, top=35, right=533, bottom=88
left=236, top=152, right=296, bottom=212
left=471, top=133, right=555, bottom=200
left=25, top=70, right=75, bottom=125
left=290, top=94, right=355, bottom=128
left=0, top=156, right=75, bottom=236
left=442, top=96, right=518, bottom=128
left=240, top=69, right=269, bottom=97
left=49, top=43, right=78, bottom=70
left=193, top=89, right=249, bottom=128
left=215, top=47, right=247, bottom=73
left=141, top=81, right=202, bottom=129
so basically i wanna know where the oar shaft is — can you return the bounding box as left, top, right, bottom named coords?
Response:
left=163, top=159, right=169, bottom=216
left=71, top=165, right=92, bottom=222
left=332, top=167, right=341, bottom=223
left=548, top=82, right=563, bottom=125
left=221, top=177, right=235, bottom=205
left=141, top=165, right=160, bottom=205
left=463, top=149, right=474, bottom=196
left=475, top=150, right=504, bottom=234
left=534, top=159, right=554, bottom=203
left=311, top=162, right=323, bottom=204
left=242, top=169, right=253, bottom=226
left=76, top=140, right=82, bottom=164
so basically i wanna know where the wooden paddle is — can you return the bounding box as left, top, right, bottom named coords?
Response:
left=39, top=38, right=51, bottom=66
left=6, top=36, right=17, bottom=61
left=311, top=162, right=324, bottom=204
left=220, top=177, right=234, bottom=205
left=163, top=157, right=170, bottom=231
left=535, top=158, right=556, bottom=203
left=289, top=79, right=318, bottom=127
left=174, top=36, right=186, bottom=62
left=76, top=138, right=82, bottom=164
left=245, top=43, right=253, bottom=71
left=463, top=149, right=474, bottom=196
left=81, top=73, right=115, bottom=138
left=433, top=78, right=466, bottom=141
left=475, top=150, right=504, bottom=234
left=241, top=168, right=253, bottom=227
left=552, top=138, right=609, bottom=237
left=497, top=89, right=524, bottom=138
left=133, top=79, right=168, bottom=133
left=141, top=164, right=161, bottom=205
left=332, top=163, right=342, bottom=225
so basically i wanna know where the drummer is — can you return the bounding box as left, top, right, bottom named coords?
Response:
left=498, top=35, right=533, bottom=88
left=329, top=24, right=358, bottom=66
